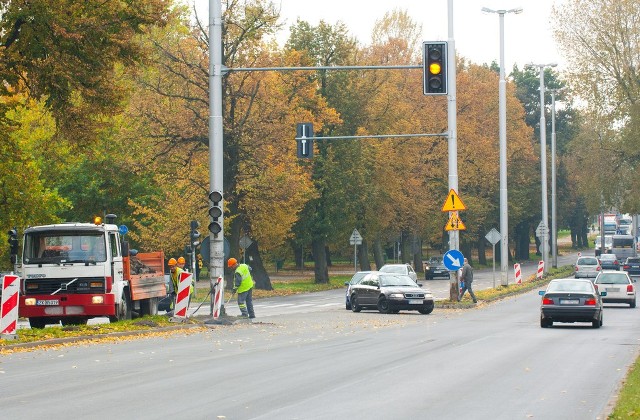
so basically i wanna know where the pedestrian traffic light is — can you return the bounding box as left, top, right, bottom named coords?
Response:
left=8, top=228, right=18, bottom=264
left=190, top=220, right=201, bottom=246
left=423, top=41, right=448, bottom=95
left=208, top=191, right=223, bottom=236
left=296, top=122, right=313, bottom=159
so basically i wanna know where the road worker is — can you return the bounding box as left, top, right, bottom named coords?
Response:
left=228, top=257, right=255, bottom=319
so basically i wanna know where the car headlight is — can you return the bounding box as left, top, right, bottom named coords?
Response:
left=389, top=293, right=404, bottom=299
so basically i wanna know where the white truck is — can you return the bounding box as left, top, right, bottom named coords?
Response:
left=17, top=215, right=166, bottom=328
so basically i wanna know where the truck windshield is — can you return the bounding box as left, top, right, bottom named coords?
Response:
left=24, top=231, right=107, bottom=264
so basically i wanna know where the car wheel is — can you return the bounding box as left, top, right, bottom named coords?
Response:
left=540, top=316, right=551, bottom=328
left=631, top=299, right=636, bottom=309
left=346, top=299, right=351, bottom=310
left=592, top=314, right=602, bottom=328
left=377, top=296, right=391, bottom=314
left=350, top=295, right=361, bottom=312
left=418, top=307, right=433, bottom=315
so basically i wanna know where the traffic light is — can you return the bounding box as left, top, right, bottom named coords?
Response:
left=190, top=220, right=200, bottom=247
left=296, top=122, right=313, bottom=159
left=423, top=41, right=448, bottom=95
left=8, top=228, right=18, bottom=264
left=208, top=191, right=223, bottom=236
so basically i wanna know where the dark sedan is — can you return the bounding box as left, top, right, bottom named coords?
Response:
left=623, top=257, right=640, bottom=277
left=350, top=272, right=434, bottom=314
left=598, top=253, right=620, bottom=270
left=539, top=278, right=606, bottom=328
left=423, top=257, right=449, bottom=280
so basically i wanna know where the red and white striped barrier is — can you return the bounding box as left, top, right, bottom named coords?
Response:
left=536, top=260, right=545, bottom=279
left=1, top=274, right=20, bottom=338
left=514, top=263, right=522, bottom=284
left=172, top=271, right=193, bottom=320
left=213, top=277, right=223, bottom=319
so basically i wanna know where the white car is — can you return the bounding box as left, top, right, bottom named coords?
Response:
left=378, top=264, right=418, bottom=283
left=594, top=270, right=636, bottom=308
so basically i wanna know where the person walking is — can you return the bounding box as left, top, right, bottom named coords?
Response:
left=458, top=258, right=477, bottom=304
left=228, top=257, right=255, bottom=319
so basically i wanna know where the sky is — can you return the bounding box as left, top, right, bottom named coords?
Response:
left=191, top=0, right=565, bottom=71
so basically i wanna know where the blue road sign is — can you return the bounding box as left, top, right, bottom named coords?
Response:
left=443, top=249, right=464, bottom=271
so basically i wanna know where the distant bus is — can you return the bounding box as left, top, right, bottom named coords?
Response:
left=611, top=234, right=636, bottom=261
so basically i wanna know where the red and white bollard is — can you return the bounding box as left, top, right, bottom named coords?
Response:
left=213, top=277, right=223, bottom=319
left=536, top=260, right=545, bottom=279
left=514, top=263, right=522, bottom=284
left=171, top=271, right=193, bottom=321
left=1, top=274, right=20, bottom=339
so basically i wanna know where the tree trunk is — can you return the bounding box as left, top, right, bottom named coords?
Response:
left=293, top=244, right=303, bottom=269
left=412, top=234, right=423, bottom=273
left=515, top=221, right=530, bottom=260
left=359, top=239, right=371, bottom=271
left=373, top=238, right=385, bottom=270
left=245, top=241, right=272, bottom=290
left=325, top=246, right=332, bottom=266
left=477, top=232, right=487, bottom=266
left=312, top=238, right=329, bottom=284
left=461, top=242, right=472, bottom=264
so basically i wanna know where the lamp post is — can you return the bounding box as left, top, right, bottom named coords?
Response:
left=549, top=89, right=559, bottom=268
left=481, top=6, right=522, bottom=286
left=528, top=63, right=557, bottom=274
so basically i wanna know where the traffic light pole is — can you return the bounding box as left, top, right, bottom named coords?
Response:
left=209, top=0, right=225, bottom=317
left=447, top=0, right=460, bottom=302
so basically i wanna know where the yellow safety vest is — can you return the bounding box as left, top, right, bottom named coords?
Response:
left=235, top=264, right=254, bottom=293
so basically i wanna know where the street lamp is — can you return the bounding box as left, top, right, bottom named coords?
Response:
left=549, top=89, right=560, bottom=268
left=482, top=6, right=522, bottom=286
left=527, top=62, right=557, bottom=274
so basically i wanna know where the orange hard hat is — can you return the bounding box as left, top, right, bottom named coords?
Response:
left=227, top=257, right=238, bottom=267
left=177, top=256, right=185, bottom=264
left=168, top=258, right=177, bottom=266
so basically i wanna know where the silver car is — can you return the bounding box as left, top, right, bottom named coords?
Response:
left=574, top=256, right=601, bottom=279
left=379, top=264, right=418, bottom=282
left=594, top=270, right=636, bottom=308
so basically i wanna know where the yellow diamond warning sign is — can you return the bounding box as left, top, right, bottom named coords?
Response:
left=445, top=212, right=467, bottom=231
left=441, top=189, right=467, bottom=212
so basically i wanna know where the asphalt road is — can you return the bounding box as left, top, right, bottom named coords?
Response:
left=2, top=281, right=638, bottom=420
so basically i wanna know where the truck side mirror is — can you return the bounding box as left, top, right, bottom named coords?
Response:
left=122, top=241, right=129, bottom=257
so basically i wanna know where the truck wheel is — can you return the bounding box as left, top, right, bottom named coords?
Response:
left=29, top=317, right=47, bottom=329
left=109, top=289, right=132, bottom=322
left=140, top=297, right=159, bottom=316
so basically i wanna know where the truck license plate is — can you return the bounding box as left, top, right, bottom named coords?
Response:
left=36, top=299, right=59, bottom=306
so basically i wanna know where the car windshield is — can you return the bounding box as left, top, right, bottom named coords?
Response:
left=596, top=273, right=630, bottom=284
left=380, top=265, right=406, bottom=274
left=627, top=258, right=640, bottom=264
left=547, top=280, right=594, bottom=293
left=600, top=255, right=616, bottom=261
left=380, top=274, right=416, bottom=287
left=577, top=257, right=598, bottom=265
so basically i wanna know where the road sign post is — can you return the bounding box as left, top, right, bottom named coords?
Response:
left=350, top=229, right=363, bottom=273
left=485, top=228, right=501, bottom=287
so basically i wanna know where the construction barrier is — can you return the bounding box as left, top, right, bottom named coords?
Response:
left=1, top=274, right=20, bottom=339
left=213, top=277, right=223, bottom=319
left=514, top=263, right=522, bottom=284
left=172, top=271, right=193, bottom=320
left=536, top=260, right=545, bottom=279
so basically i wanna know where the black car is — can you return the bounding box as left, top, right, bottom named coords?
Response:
left=344, top=271, right=370, bottom=310
left=350, top=272, right=434, bottom=314
left=623, top=257, right=640, bottom=277
left=424, top=257, right=449, bottom=280
left=598, top=253, right=620, bottom=271
left=539, top=278, right=606, bottom=328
